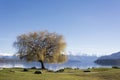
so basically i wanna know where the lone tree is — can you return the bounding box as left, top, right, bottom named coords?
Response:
left=14, top=31, right=67, bottom=69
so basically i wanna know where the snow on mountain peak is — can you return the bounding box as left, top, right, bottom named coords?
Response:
left=0, top=53, right=15, bottom=56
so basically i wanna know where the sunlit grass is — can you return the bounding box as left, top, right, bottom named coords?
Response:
left=0, top=68, right=120, bottom=80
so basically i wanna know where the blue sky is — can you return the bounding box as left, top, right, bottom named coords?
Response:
left=0, top=0, right=120, bottom=56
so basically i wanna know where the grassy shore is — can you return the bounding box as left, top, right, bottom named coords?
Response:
left=0, top=67, right=120, bottom=80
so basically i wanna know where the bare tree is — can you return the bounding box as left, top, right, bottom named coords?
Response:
left=14, top=31, right=67, bottom=69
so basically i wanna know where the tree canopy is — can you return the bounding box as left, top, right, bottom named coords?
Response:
left=14, top=31, right=67, bottom=69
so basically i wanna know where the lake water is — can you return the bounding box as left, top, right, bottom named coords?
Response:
left=0, top=60, right=110, bottom=71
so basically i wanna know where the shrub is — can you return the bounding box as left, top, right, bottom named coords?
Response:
left=56, top=69, right=64, bottom=72
left=83, top=70, right=91, bottom=72
left=112, top=66, right=119, bottom=69
left=10, top=70, right=15, bottom=73
left=92, top=68, right=110, bottom=72
left=34, top=70, right=42, bottom=74
left=23, top=68, right=29, bottom=72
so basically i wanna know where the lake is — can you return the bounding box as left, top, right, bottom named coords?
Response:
left=0, top=58, right=110, bottom=71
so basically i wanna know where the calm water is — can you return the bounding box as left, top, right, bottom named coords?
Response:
left=0, top=60, right=110, bottom=70
left=0, top=55, right=113, bottom=70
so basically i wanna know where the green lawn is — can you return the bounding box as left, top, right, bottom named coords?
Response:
left=0, top=68, right=120, bottom=80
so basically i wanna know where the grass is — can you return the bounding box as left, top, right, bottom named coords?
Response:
left=0, top=67, right=120, bottom=80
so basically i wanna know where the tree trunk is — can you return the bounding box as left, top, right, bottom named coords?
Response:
left=39, top=60, right=46, bottom=69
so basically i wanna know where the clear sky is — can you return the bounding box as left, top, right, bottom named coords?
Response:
left=0, top=0, right=120, bottom=56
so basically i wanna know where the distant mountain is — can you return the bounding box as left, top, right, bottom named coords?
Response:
left=66, top=55, right=98, bottom=68
left=68, top=55, right=97, bottom=62
left=0, top=53, right=98, bottom=69
left=95, top=52, right=120, bottom=66
left=0, top=54, right=20, bottom=63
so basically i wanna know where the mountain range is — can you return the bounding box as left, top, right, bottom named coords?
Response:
left=1, top=51, right=120, bottom=70
left=0, top=53, right=98, bottom=69
left=95, top=52, right=120, bottom=66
